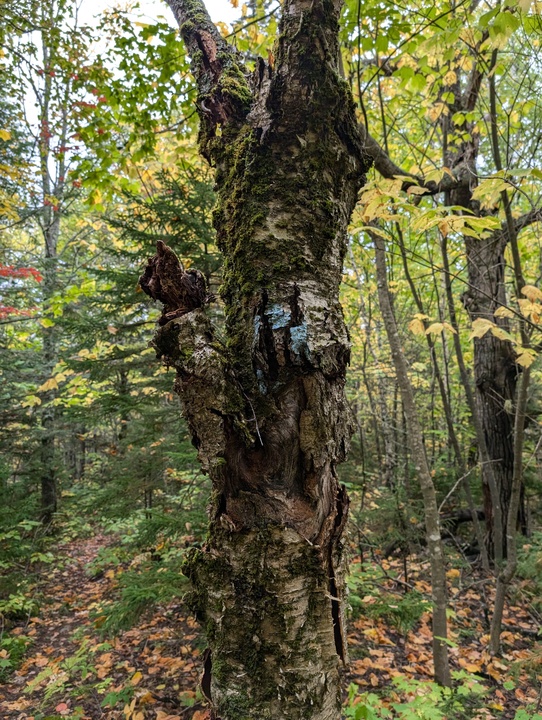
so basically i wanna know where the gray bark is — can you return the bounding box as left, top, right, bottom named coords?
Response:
left=489, top=365, right=530, bottom=655
left=143, top=0, right=371, bottom=717
left=373, top=231, right=451, bottom=687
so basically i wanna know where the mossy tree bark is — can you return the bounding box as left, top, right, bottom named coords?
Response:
left=143, top=0, right=370, bottom=718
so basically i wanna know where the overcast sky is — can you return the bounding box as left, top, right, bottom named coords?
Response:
left=79, top=0, right=240, bottom=28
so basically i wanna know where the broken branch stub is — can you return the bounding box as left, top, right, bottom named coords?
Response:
left=139, top=241, right=212, bottom=325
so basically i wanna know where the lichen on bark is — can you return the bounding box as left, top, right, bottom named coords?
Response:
left=143, top=0, right=372, bottom=717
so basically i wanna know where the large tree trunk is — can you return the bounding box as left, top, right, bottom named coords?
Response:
left=462, top=234, right=516, bottom=561
left=143, top=0, right=370, bottom=718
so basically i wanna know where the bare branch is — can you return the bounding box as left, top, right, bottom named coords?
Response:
left=493, top=206, right=542, bottom=254
left=359, top=123, right=460, bottom=194
left=165, top=0, right=252, bottom=158
left=514, top=206, right=542, bottom=235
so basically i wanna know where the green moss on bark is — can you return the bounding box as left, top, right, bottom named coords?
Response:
left=183, top=525, right=341, bottom=718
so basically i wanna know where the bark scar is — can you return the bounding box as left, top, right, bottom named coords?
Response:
left=328, top=483, right=349, bottom=663
left=139, top=241, right=213, bottom=325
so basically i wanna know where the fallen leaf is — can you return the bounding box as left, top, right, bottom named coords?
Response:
left=131, top=671, right=143, bottom=685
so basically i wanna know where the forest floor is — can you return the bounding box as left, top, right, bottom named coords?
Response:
left=0, top=532, right=540, bottom=720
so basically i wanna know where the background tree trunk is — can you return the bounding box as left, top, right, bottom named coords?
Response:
left=462, top=234, right=514, bottom=562
left=373, top=231, right=451, bottom=687
left=144, top=0, right=371, bottom=717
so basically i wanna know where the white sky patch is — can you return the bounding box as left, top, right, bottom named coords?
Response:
left=78, top=0, right=240, bottom=30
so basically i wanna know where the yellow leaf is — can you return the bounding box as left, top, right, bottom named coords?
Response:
left=469, top=318, right=496, bottom=339
left=22, top=395, right=42, bottom=408
left=428, top=102, right=448, bottom=122
left=471, top=177, right=509, bottom=209
left=443, top=70, right=457, bottom=85
left=438, top=220, right=450, bottom=237
left=443, top=322, right=457, bottom=335
left=131, top=671, right=143, bottom=686
left=521, top=284, right=542, bottom=302
left=0, top=129, right=11, bottom=141
left=490, top=326, right=514, bottom=342
left=494, top=306, right=514, bottom=318
left=406, top=184, right=427, bottom=195
left=463, top=662, right=483, bottom=673
left=89, top=188, right=103, bottom=206
left=425, top=322, right=444, bottom=335
left=516, top=349, right=536, bottom=368
left=408, top=318, right=426, bottom=335
left=39, top=318, right=55, bottom=328
left=424, top=321, right=457, bottom=336
left=138, top=691, right=155, bottom=705
left=37, top=377, right=59, bottom=392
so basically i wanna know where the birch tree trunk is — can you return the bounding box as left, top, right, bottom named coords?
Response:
left=142, top=1, right=370, bottom=717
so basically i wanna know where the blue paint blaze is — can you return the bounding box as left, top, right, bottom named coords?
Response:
left=256, top=369, right=267, bottom=394
left=289, top=322, right=310, bottom=361
left=266, top=304, right=291, bottom=330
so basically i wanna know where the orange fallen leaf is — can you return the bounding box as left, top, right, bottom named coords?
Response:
left=138, top=691, right=156, bottom=705
left=192, top=712, right=210, bottom=720
left=460, top=661, right=483, bottom=673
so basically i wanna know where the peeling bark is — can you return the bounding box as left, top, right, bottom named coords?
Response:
left=142, top=0, right=371, bottom=717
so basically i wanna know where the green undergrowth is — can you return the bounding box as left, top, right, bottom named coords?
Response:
left=344, top=672, right=542, bottom=720
left=515, top=531, right=542, bottom=613
left=88, top=509, right=202, bottom=635
left=91, top=561, right=188, bottom=635
left=0, top=634, right=32, bottom=682
left=347, top=561, right=430, bottom=634
left=23, top=636, right=135, bottom=715
left=0, top=519, right=54, bottom=627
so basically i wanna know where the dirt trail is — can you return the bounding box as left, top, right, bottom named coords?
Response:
left=0, top=534, right=203, bottom=720
left=0, top=535, right=539, bottom=719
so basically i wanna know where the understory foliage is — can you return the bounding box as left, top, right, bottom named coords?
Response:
left=0, top=0, right=542, bottom=718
